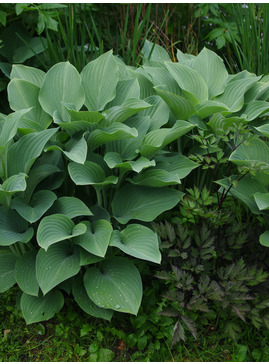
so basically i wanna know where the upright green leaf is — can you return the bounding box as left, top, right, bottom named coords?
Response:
left=142, top=40, right=171, bottom=63
left=193, top=47, right=228, bottom=98
left=7, top=128, right=58, bottom=176
left=81, top=51, right=119, bottom=111
left=84, top=257, right=142, bottom=315
left=0, top=251, right=17, bottom=292
left=48, top=197, right=92, bottom=219
left=10, top=64, right=45, bottom=87
left=36, top=241, right=80, bottom=295
left=14, top=250, right=39, bottom=296
left=39, top=62, right=85, bottom=120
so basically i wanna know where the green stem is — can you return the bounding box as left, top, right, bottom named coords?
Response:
left=9, top=244, right=18, bottom=256
left=95, top=187, right=103, bottom=207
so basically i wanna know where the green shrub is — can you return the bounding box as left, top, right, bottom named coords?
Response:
left=1, top=40, right=269, bottom=324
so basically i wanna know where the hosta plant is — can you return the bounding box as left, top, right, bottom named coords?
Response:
left=0, top=48, right=198, bottom=324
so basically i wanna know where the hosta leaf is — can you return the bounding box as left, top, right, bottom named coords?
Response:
left=259, top=230, right=269, bottom=247
left=240, top=100, right=269, bottom=121
left=154, top=153, right=199, bottom=179
left=105, top=116, right=151, bottom=160
left=216, top=175, right=266, bottom=214
left=110, top=224, right=161, bottom=263
left=155, top=87, right=196, bottom=120
left=73, top=220, right=112, bottom=257
left=196, top=100, right=229, bottom=119
left=253, top=192, right=269, bottom=211
left=72, top=276, right=113, bottom=320
left=104, top=152, right=155, bottom=173
left=65, top=108, right=104, bottom=124
left=8, top=79, right=51, bottom=129
left=140, top=120, right=195, bottom=159
left=142, top=40, right=171, bottom=62
left=36, top=241, right=80, bottom=295
left=215, top=76, right=261, bottom=112
left=0, top=172, right=27, bottom=201
left=81, top=50, right=119, bottom=111
left=106, top=78, right=140, bottom=107
left=37, top=214, right=87, bottom=250
left=39, top=62, right=85, bottom=120
left=10, top=64, right=45, bottom=87
left=255, top=124, right=269, bottom=138
left=139, top=95, right=170, bottom=131
left=193, top=47, right=228, bottom=98
left=14, top=250, right=39, bottom=296
left=112, top=185, right=181, bottom=224
left=177, top=49, right=196, bottom=67
left=12, top=190, right=57, bottom=223
left=165, top=62, right=208, bottom=104
left=84, top=257, right=142, bottom=314
left=0, top=206, right=34, bottom=246
left=79, top=248, right=104, bottom=266
left=21, top=290, right=64, bottom=324
left=207, top=113, right=245, bottom=133
left=49, top=197, right=92, bottom=218
left=132, top=168, right=181, bottom=187
left=0, top=251, right=17, bottom=292
left=142, top=66, right=182, bottom=95
left=46, top=133, right=87, bottom=164
left=68, top=161, right=118, bottom=186
left=103, top=98, right=152, bottom=124
left=87, top=123, right=138, bottom=151
left=7, top=128, right=58, bottom=176
left=229, top=139, right=269, bottom=169
left=0, top=109, right=31, bottom=149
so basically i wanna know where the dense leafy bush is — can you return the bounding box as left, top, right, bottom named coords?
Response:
left=1, top=40, right=269, bottom=324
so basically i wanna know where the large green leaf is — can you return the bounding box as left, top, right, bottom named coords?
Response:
left=0, top=207, right=33, bottom=246
left=7, top=128, right=58, bottom=176
left=46, top=133, right=87, bottom=164
left=73, top=220, right=112, bottom=257
left=253, top=192, right=269, bottom=211
left=112, top=185, right=181, bottom=224
left=139, top=95, right=170, bottom=131
left=36, top=241, right=80, bottom=295
left=10, top=64, right=45, bottom=87
left=216, top=175, right=267, bottom=214
left=155, top=87, right=196, bottom=120
left=21, top=290, right=64, bottom=324
left=37, top=214, right=87, bottom=250
left=0, top=250, right=17, bottom=292
left=84, top=257, right=142, bottom=315
left=104, top=152, right=155, bottom=173
left=142, top=66, right=182, bottom=95
left=140, top=120, right=195, bottom=159
left=240, top=100, right=269, bottom=121
left=48, top=197, right=92, bottom=218
left=0, top=172, right=27, bottom=206
left=193, top=47, right=228, bottom=98
left=14, top=250, right=39, bottom=296
left=229, top=138, right=269, bottom=170
left=142, top=40, right=171, bottom=63
left=87, top=123, right=138, bottom=151
left=39, top=62, right=85, bottom=120
left=110, top=224, right=161, bottom=263
left=68, top=161, right=118, bottom=187
left=72, top=276, right=113, bottom=320
left=8, top=78, right=51, bottom=129
left=215, top=76, right=261, bottom=112
left=132, top=168, right=181, bottom=187
left=255, top=124, right=269, bottom=138
left=165, top=62, right=208, bottom=104
left=12, top=190, right=57, bottom=223
left=106, top=78, right=140, bottom=107
left=196, top=100, right=229, bottom=119
left=105, top=116, right=151, bottom=160
left=81, top=50, right=119, bottom=111
left=103, top=98, right=152, bottom=124
left=154, top=153, right=199, bottom=179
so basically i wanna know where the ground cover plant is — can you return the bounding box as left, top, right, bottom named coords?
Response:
left=0, top=39, right=269, bottom=360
